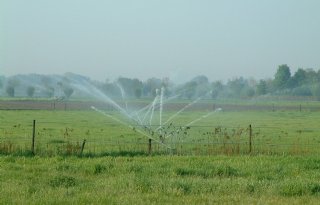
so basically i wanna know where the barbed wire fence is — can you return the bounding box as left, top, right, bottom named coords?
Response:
left=1, top=119, right=320, bottom=156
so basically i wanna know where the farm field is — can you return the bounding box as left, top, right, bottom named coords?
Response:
left=1, top=100, right=320, bottom=204
left=1, top=102, right=320, bottom=155
left=1, top=155, right=320, bottom=204
left=2, top=0, right=320, bottom=203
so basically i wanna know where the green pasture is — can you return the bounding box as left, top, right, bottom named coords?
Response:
left=1, top=102, right=320, bottom=204
left=1, top=155, right=320, bottom=204
left=1, top=107, right=320, bottom=155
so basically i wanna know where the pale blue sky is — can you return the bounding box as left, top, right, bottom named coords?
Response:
left=1, top=0, right=320, bottom=83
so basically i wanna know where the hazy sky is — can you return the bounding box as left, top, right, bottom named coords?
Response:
left=1, top=0, right=320, bottom=83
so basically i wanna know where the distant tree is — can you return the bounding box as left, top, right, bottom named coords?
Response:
left=161, top=77, right=170, bottom=89
left=191, top=75, right=209, bottom=85
left=56, top=81, right=63, bottom=97
left=40, top=76, right=55, bottom=97
left=7, top=78, right=20, bottom=87
left=116, top=77, right=143, bottom=98
left=134, top=88, right=142, bottom=99
left=256, top=80, right=267, bottom=95
left=247, top=77, right=257, bottom=88
left=6, top=86, right=15, bottom=97
left=305, top=68, right=319, bottom=84
left=44, top=87, right=55, bottom=98
left=227, top=77, right=247, bottom=97
left=41, top=76, right=52, bottom=88
left=191, top=75, right=210, bottom=97
left=161, top=77, right=174, bottom=98
left=210, top=81, right=226, bottom=99
left=291, top=68, right=307, bottom=88
left=63, top=87, right=74, bottom=98
left=132, top=78, right=143, bottom=99
left=144, top=78, right=162, bottom=97
left=99, top=81, right=118, bottom=97
left=317, top=70, right=320, bottom=82
left=27, top=86, right=35, bottom=97
left=245, top=87, right=255, bottom=97
left=292, top=86, right=312, bottom=96
left=117, top=77, right=132, bottom=96
left=5, top=78, right=20, bottom=97
left=311, top=83, right=320, bottom=100
left=184, top=81, right=198, bottom=99
left=273, top=64, right=291, bottom=90
left=265, top=79, right=275, bottom=93
left=211, top=81, right=223, bottom=90
left=195, top=84, right=210, bottom=97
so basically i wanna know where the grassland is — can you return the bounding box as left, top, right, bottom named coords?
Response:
left=1, top=108, right=320, bottom=155
left=1, top=100, right=320, bottom=204
left=1, top=155, right=320, bottom=204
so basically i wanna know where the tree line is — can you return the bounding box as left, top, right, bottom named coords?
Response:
left=0, top=65, right=320, bottom=100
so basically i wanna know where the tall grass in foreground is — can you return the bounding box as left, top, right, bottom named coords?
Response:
left=1, top=155, right=320, bottom=204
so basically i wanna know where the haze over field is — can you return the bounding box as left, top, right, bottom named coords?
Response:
left=1, top=0, right=320, bottom=82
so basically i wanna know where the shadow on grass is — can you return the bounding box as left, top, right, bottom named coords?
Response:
left=81, top=150, right=166, bottom=158
left=0, top=150, right=35, bottom=158
left=0, top=150, right=167, bottom=158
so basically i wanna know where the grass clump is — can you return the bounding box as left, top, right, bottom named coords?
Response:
left=175, top=165, right=240, bottom=178
left=279, top=182, right=307, bottom=196
left=310, top=184, right=320, bottom=195
left=94, top=164, right=106, bottom=174
left=49, top=175, right=77, bottom=188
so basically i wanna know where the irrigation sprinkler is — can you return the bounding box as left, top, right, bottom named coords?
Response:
left=159, top=87, right=164, bottom=130
left=164, top=108, right=222, bottom=140
left=91, top=106, right=171, bottom=149
left=149, top=95, right=159, bottom=126
left=67, top=76, right=220, bottom=152
left=156, top=96, right=202, bottom=131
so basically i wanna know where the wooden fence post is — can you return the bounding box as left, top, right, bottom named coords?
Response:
left=148, top=139, right=152, bottom=155
left=31, top=120, right=36, bottom=155
left=249, top=124, right=252, bottom=154
left=80, top=139, right=86, bottom=156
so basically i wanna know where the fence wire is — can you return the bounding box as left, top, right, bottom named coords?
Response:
left=1, top=117, right=320, bottom=156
